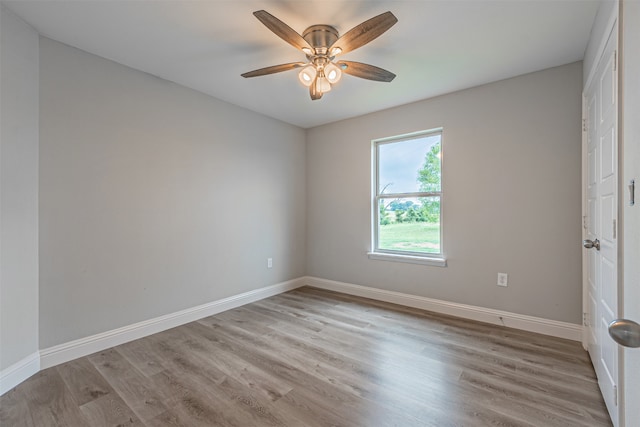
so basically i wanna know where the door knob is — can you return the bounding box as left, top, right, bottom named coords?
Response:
left=583, top=239, right=600, bottom=250
left=608, top=319, right=640, bottom=348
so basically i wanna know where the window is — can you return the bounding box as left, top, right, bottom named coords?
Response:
left=370, top=129, right=445, bottom=266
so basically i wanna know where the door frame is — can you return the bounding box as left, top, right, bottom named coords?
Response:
left=619, top=1, right=640, bottom=425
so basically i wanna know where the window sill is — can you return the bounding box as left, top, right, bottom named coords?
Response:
left=367, top=252, right=447, bottom=267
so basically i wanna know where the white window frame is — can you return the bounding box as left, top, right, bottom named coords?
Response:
left=369, top=128, right=446, bottom=267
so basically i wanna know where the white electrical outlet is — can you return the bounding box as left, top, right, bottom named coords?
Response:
left=497, top=273, right=508, bottom=287
left=267, top=258, right=273, bottom=269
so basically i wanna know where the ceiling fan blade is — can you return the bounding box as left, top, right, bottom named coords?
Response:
left=330, top=11, right=397, bottom=55
left=253, top=10, right=313, bottom=52
left=241, top=62, right=306, bottom=78
left=337, top=61, right=396, bottom=82
left=310, top=78, right=323, bottom=100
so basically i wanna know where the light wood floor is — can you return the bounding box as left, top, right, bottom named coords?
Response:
left=1, top=287, right=612, bottom=426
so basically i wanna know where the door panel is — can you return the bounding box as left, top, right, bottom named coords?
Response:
left=584, top=24, right=619, bottom=426
left=601, top=195, right=615, bottom=241
left=589, top=295, right=597, bottom=342
left=601, top=130, right=615, bottom=178
left=600, top=62, right=615, bottom=115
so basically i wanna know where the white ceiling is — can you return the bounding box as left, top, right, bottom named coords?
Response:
left=4, top=0, right=599, bottom=128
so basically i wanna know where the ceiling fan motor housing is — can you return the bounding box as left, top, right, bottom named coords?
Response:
left=302, top=25, right=339, bottom=55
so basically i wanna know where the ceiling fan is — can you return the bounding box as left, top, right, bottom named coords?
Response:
left=241, top=10, right=398, bottom=100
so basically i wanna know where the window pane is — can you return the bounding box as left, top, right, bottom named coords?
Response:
left=377, top=196, right=440, bottom=253
left=378, top=134, right=441, bottom=194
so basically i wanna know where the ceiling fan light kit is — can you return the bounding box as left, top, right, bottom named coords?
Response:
left=241, top=10, right=397, bottom=100
left=298, top=65, right=317, bottom=86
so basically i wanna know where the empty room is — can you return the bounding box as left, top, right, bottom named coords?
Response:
left=1, top=0, right=639, bottom=426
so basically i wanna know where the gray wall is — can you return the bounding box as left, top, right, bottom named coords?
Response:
left=39, top=38, right=306, bottom=348
left=0, top=6, right=40, bottom=370
left=307, top=62, right=584, bottom=324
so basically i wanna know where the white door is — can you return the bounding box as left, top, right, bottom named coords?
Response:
left=584, top=24, right=619, bottom=426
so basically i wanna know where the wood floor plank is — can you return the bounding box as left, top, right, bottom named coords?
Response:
left=273, top=388, right=360, bottom=427
left=79, top=392, right=144, bottom=426
left=458, top=368, right=610, bottom=425
left=149, top=369, right=233, bottom=426
left=56, top=357, right=114, bottom=407
left=145, top=326, right=301, bottom=426
left=150, top=370, right=250, bottom=427
left=150, top=366, right=295, bottom=427
left=200, top=317, right=488, bottom=426
left=212, top=306, right=279, bottom=336
left=88, top=348, right=169, bottom=422
left=116, top=337, right=168, bottom=378
left=0, top=388, right=35, bottom=427
left=181, top=321, right=294, bottom=402
left=17, top=368, right=89, bottom=426
left=0, top=287, right=612, bottom=426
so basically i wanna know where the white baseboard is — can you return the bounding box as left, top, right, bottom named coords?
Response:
left=0, top=351, right=40, bottom=395
left=40, top=278, right=305, bottom=369
left=7, top=275, right=581, bottom=396
left=304, top=276, right=582, bottom=341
